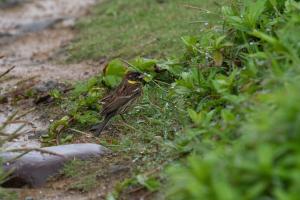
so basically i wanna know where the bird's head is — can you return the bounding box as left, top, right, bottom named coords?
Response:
left=125, top=71, right=145, bottom=84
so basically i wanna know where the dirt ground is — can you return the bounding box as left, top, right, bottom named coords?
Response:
left=0, top=0, right=112, bottom=199
left=0, top=0, right=103, bottom=149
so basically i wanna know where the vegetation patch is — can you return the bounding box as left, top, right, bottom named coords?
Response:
left=27, top=0, right=300, bottom=199
left=67, top=0, right=221, bottom=61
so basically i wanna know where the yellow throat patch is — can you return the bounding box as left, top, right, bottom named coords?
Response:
left=128, top=80, right=138, bottom=84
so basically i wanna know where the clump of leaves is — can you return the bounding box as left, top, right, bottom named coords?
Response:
left=108, top=173, right=160, bottom=200
left=41, top=76, right=104, bottom=145
left=166, top=0, right=300, bottom=199
left=41, top=116, right=71, bottom=145
left=47, top=76, right=103, bottom=129
left=103, top=59, right=127, bottom=88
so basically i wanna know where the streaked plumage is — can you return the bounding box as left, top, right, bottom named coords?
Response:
left=91, top=71, right=144, bottom=136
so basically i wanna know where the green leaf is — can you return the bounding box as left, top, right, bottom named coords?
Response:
left=215, top=35, right=227, bottom=49
left=61, top=134, right=73, bottom=144
left=251, top=30, right=287, bottom=52
left=104, top=59, right=127, bottom=76
left=133, top=57, right=157, bottom=72
left=212, top=75, right=230, bottom=94
left=72, top=77, right=99, bottom=97
left=221, top=109, right=236, bottom=122
left=158, top=59, right=183, bottom=76
left=103, top=75, right=123, bottom=88
left=75, top=111, right=100, bottom=125
left=50, top=89, right=61, bottom=99
left=181, top=36, right=198, bottom=53
left=103, top=59, right=127, bottom=87
left=188, top=109, right=202, bottom=125
left=246, top=0, right=267, bottom=28
left=136, top=175, right=160, bottom=192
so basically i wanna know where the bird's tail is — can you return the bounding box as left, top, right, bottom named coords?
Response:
left=90, top=116, right=112, bottom=136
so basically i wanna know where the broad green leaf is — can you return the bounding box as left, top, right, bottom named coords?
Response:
left=188, top=109, right=202, bottom=125
left=104, top=59, right=127, bottom=76
left=103, top=75, right=122, bottom=88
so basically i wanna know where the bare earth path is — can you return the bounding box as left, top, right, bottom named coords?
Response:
left=0, top=0, right=100, bottom=83
left=0, top=0, right=102, bottom=148
left=0, top=0, right=105, bottom=199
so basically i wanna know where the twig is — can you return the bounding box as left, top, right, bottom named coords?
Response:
left=141, top=191, right=155, bottom=200
left=119, top=121, right=138, bottom=132
left=3, top=124, right=26, bottom=144
left=183, top=4, right=210, bottom=12
left=5, top=148, right=65, bottom=163
left=151, top=80, right=168, bottom=93
left=0, top=132, right=25, bottom=146
left=68, top=128, right=88, bottom=135
left=6, top=148, right=64, bottom=157
left=0, top=168, right=14, bottom=185
left=68, top=128, right=94, bottom=138
left=152, top=79, right=171, bottom=86
left=5, top=120, right=34, bottom=127
left=0, top=131, right=10, bottom=136
left=120, top=58, right=140, bottom=72
left=0, top=111, right=18, bottom=131
left=127, top=186, right=145, bottom=194
left=189, top=20, right=209, bottom=24
left=14, top=108, right=35, bottom=121
left=15, top=75, right=39, bottom=86
left=183, top=4, right=218, bottom=15
left=0, top=66, right=15, bottom=79
left=0, top=108, right=64, bottom=174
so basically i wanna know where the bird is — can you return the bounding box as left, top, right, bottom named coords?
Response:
left=91, top=71, right=144, bottom=136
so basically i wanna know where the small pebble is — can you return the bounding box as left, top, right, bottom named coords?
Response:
left=154, top=136, right=163, bottom=141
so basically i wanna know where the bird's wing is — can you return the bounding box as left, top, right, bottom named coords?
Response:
left=101, top=85, right=142, bottom=115
left=100, top=93, right=113, bottom=104
left=100, top=80, right=126, bottom=104
left=101, top=95, right=133, bottom=115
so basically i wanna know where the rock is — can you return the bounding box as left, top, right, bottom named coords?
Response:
left=62, top=18, right=76, bottom=27
left=33, top=80, right=66, bottom=93
left=28, top=130, right=48, bottom=139
left=1, top=143, right=110, bottom=188
left=0, top=32, right=12, bottom=38
left=0, top=0, right=22, bottom=9
left=18, top=18, right=64, bottom=34
left=33, top=80, right=71, bottom=104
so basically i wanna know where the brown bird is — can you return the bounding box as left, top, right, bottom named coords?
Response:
left=91, top=71, right=144, bottom=136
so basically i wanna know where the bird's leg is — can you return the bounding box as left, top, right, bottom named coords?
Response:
left=120, top=114, right=126, bottom=123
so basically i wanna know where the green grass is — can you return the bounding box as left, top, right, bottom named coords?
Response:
left=68, top=0, right=221, bottom=61
left=52, top=0, right=300, bottom=199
